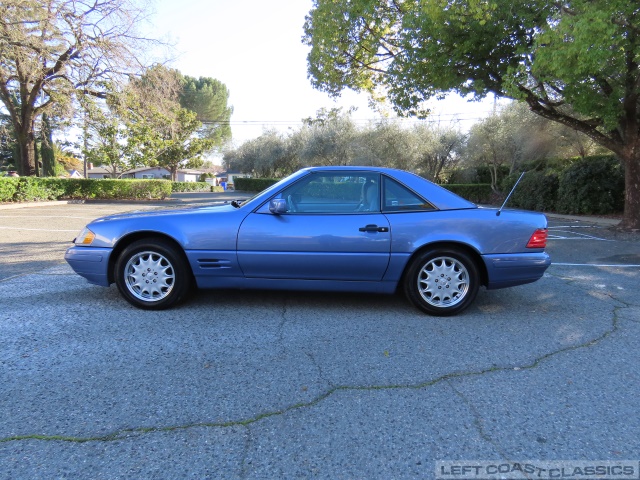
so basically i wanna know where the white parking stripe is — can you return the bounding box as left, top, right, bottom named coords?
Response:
left=547, top=229, right=609, bottom=241
left=547, top=238, right=610, bottom=241
left=548, top=225, right=604, bottom=228
left=0, top=226, right=78, bottom=232
left=552, top=263, right=640, bottom=267
left=0, top=215, right=95, bottom=219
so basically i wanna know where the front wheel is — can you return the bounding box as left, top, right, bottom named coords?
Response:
left=404, top=249, right=479, bottom=316
left=114, top=239, right=191, bottom=310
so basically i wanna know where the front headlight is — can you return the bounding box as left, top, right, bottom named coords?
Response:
left=74, top=227, right=96, bottom=245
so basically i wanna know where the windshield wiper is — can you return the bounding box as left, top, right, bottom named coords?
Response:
left=230, top=200, right=242, bottom=208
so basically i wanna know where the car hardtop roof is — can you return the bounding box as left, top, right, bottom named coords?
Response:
left=303, top=165, right=399, bottom=173
left=297, top=166, right=476, bottom=210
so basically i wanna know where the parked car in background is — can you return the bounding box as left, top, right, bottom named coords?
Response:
left=66, top=166, right=550, bottom=316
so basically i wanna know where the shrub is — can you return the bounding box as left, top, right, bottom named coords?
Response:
left=443, top=184, right=493, bottom=204
left=84, top=179, right=172, bottom=200
left=59, top=178, right=97, bottom=199
left=234, top=177, right=280, bottom=192
left=13, top=177, right=64, bottom=201
left=475, top=165, right=510, bottom=185
left=0, top=177, right=19, bottom=202
left=1, top=178, right=172, bottom=201
left=171, top=181, right=211, bottom=193
left=501, top=171, right=560, bottom=212
left=557, top=156, right=624, bottom=215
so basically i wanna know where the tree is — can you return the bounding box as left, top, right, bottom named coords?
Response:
left=0, top=114, right=16, bottom=172
left=52, top=143, right=82, bottom=175
left=153, top=108, right=215, bottom=181
left=82, top=97, right=132, bottom=178
left=179, top=76, right=233, bottom=146
left=0, top=0, right=151, bottom=176
left=411, top=123, right=465, bottom=182
left=40, top=114, right=56, bottom=177
left=465, top=115, right=512, bottom=193
left=304, top=0, right=640, bottom=229
left=82, top=66, right=222, bottom=180
left=356, top=119, right=464, bottom=180
left=463, top=103, right=556, bottom=191
left=357, top=121, right=414, bottom=168
left=301, top=108, right=358, bottom=166
left=129, top=67, right=217, bottom=180
left=224, top=130, right=297, bottom=177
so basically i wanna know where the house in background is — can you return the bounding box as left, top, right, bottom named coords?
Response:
left=215, top=170, right=251, bottom=190
left=66, top=170, right=83, bottom=178
left=86, top=166, right=119, bottom=179
left=86, top=165, right=203, bottom=182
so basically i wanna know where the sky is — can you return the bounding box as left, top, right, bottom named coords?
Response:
left=146, top=0, right=506, bottom=151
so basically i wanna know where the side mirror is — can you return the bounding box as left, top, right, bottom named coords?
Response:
left=269, top=198, right=288, bottom=214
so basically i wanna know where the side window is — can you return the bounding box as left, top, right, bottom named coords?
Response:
left=278, top=173, right=380, bottom=213
left=382, top=176, right=435, bottom=212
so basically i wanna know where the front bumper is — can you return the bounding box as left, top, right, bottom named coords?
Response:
left=482, top=252, right=551, bottom=290
left=64, top=246, right=113, bottom=287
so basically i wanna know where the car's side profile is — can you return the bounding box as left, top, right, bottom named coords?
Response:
left=65, top=167, right=550, bottom=315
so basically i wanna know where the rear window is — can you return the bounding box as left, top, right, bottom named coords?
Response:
left=382, top=176, right=435, bottom=212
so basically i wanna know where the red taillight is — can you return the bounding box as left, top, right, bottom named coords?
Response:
left=526, top=228, right=548, bottom=249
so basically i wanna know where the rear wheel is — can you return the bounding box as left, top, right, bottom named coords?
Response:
left=404, top=249, right=479, bottom=316
left=115, top=239, right=191, bottom=309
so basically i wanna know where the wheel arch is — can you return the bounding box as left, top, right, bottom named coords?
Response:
left=108, top=232, right=193, bottom=285
left=400, top=241, right=488, bottom=290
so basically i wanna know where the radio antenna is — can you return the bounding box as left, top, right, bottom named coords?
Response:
left=497, top=171, right=526, bottom=216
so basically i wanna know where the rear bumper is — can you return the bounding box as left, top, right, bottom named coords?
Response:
left=482, top=252, right=551, bottom=290
left=64, top=246, right=113, bottom=287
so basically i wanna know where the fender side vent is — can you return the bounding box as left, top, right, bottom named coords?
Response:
left=197, top=259, right=231, bottom=269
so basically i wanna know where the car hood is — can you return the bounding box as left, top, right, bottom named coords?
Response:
left=90, top=203, right=237, bottom=224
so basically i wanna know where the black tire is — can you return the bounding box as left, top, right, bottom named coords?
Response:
left=404, top=248, right=479, bottom=316
left=114, top=239, right=192, bottom=310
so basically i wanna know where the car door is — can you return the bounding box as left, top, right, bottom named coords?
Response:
left=236, top=172, right=391, bottom=281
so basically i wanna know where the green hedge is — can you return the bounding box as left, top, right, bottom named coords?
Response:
left=556, top=155, right=624, bottom=215
left=57, top=179, right=172, bottom=200
left=234, top=177, right=279, bottom=192
left=443, top=184, right=493, bottom=204
left=171, top=181, right=211, bottom=193
left=0, top=177, right=174, bottom=202
left=499, top=155, right=624, bottom=214
left=501, top=171, right=560, bottom=212
left=0, top=177, right=19, bottom=202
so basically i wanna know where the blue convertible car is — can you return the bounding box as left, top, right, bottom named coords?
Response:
left=65, top=167, right=550, bottom=315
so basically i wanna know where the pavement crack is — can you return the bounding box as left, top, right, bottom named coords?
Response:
left=238, top=425, right=252, bottom=480
left=1, top=306, right=624, bottom=445
left=447, top=381, right=509, bottom=458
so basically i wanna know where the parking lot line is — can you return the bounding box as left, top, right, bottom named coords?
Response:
left=0, top=226, right=78, bottom=232
left=552, top=262, right=640, bottom=267
left=547, top=230, right=610, bottom=241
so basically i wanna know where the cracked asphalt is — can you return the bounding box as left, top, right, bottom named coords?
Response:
left=1, top=198, right=639, bottom=479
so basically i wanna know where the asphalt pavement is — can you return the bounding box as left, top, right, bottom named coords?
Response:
left=0, top=197, right=639, bottom=479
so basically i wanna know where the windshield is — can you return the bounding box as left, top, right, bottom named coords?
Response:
left=235, top=170, right=309, bottom=208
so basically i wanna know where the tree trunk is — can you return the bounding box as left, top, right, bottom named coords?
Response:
left=489, top=164, right=500, bottom=194
left=619, top=153, right=640, bottom=230
left=17, top=129, right=37, bottom=176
